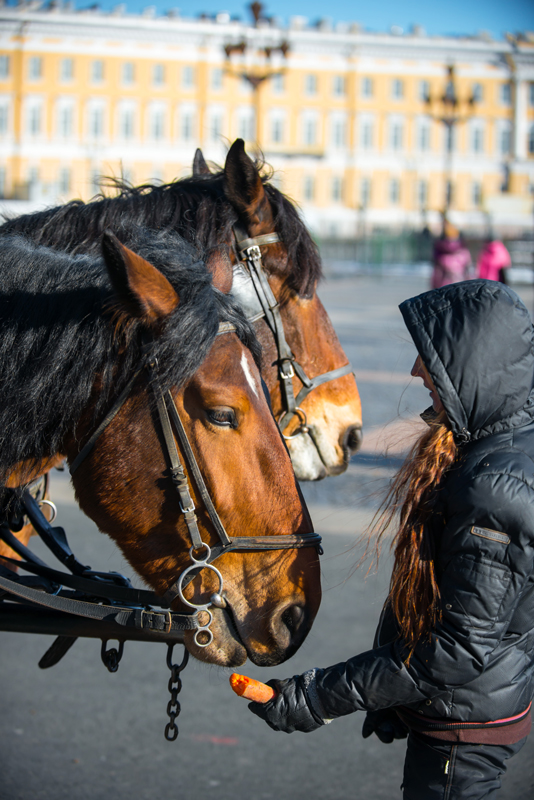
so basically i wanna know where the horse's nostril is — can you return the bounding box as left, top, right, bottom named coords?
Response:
left=281, top=605, right=305, bottom=635
left=344, top=425, right=363, bottom=455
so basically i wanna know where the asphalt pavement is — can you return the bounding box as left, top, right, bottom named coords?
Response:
left=1, top=273, right=533, bottom=800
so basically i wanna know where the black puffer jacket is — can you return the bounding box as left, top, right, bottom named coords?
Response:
left=310, top=280, right=534, bottom=726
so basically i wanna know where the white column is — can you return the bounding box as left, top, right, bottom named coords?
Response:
left=513, top=78, right=528, bottom=161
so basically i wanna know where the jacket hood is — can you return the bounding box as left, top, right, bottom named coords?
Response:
left=400, top=280, right=534, bottom=441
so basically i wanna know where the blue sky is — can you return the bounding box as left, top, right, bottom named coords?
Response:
left=69, top=0, right=534, bottom=40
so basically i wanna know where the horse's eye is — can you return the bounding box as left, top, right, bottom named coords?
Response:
left=206, top=407, right=237, bottom=429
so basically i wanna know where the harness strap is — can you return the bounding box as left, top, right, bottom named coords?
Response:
left=0, top=572, right=198, bottom=632
left=278, top=362, right=354, bottom=432
left=152, top=383, right=204, bottom=552
left=233, top=225, right=354, bottom=437
left=165, top=391, right=232, bottom=548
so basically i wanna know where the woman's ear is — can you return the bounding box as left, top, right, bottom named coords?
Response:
left=102, top=230, right=179, bottom=327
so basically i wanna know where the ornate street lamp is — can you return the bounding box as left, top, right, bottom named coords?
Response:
left=425, top=65, right=477, bottom=212
left=224, top=3, right=289, bottom=149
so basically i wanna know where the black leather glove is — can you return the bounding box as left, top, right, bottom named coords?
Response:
left=248, top=671, right=328, bottom=734
left=361, top=709, right=408, bottom=744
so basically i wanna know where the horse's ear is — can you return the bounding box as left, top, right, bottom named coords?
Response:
left=193, top=148, right=211, bottom=176
left=223, top=138, right=272, bottom=230
left=102, top=231, right=179, bottom=326
left=205, top=244, right=233, bottom=294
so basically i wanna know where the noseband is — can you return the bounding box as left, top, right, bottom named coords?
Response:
left=70, top=322, right=322, bottom=648
left=231, top=225, right=353, bottom=438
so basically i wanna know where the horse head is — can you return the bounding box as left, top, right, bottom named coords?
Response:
left=219, top=140, right=363, bottom=480
left=67, top=232, right=321, bottom=667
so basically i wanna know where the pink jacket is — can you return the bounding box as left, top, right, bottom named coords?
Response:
left=432, top=238, right=472, bottom=289
left=477, top=241, right=511, bottom=283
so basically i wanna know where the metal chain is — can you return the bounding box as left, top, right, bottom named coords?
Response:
left=164, top=642, right=189, bottom=742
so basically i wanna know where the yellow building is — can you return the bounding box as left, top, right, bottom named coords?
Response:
left=0, top=3, right=533, bottom=236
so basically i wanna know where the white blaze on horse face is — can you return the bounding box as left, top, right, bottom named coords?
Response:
left=240, top=349, right=258, bottom=398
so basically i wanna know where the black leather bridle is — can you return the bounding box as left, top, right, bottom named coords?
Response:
left=231, top=225, right=354, bottom=438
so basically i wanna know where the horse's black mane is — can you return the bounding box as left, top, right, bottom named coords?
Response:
left=0, top=229, right=260, bottom=484
left=0, top=168, right=322, bottom=297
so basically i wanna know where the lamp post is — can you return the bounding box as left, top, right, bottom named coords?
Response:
left=223, top=3, right=289, bottom=150
left=425, top=65, right=477, bottom=214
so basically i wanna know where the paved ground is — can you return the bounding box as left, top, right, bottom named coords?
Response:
left=1, top=273, right=533, bottom=800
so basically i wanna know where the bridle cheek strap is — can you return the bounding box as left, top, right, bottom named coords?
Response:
left=233, top=225, right=353, bottom=437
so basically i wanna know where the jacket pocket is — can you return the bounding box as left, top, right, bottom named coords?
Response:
left=441, top=554, right=512, bottom=631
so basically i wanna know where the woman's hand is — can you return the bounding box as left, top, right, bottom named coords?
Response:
left=362, top=709, right=408, bottom=743
left=247, top=673, right=326, bottom=734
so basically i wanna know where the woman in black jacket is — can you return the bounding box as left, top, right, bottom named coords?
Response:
left=249, top=280, right=534, bottom=799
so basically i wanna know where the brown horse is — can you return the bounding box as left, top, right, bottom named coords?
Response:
left=0, top=139, right=362, bottom=481
left=0, top=230, right=321, bottom=667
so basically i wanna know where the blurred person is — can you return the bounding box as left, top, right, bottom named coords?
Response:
left=431, top=220, right=472, bottom=289
left=477, top=239, right=511, bottom=284
left=248, top=280, right=534, bottom=800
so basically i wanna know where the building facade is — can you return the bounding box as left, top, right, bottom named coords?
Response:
left=1, top=3, right=533, bottom=236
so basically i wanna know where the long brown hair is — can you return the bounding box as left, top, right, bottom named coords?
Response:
left=368, top=411, right=457, bottom=659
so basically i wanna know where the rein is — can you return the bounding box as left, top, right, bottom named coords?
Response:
left=232, top=225, right=354, bottom=438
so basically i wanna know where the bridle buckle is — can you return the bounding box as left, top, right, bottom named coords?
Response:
left=279, top=360, right=294, bottom=380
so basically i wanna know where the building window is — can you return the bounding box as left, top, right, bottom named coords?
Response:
left=181, top=109, right=195, bottom=141
left=304, top=74, right=317, bottom=95
left=28, top=166, right=39, bottom=188
left=0, top=102, right=9, bottom=135
left=389, top=178, right=400, bottom=205
left=418, top=122, right=430, bottom=151
left=60, top=58, right=73, bottom=82
left=271, top=73, right=284, bottom=94
left=270, top=115, right=284, bottom=144
left=418, top=80, right=430, bottom=102
left=0, top=56, right=10, bottom=80
left=360, top=178, right=371, bottom=207
left=90, top=169, right=100, bottom=195
left=58, top=105, right=73, bottom=138
left=58, top=167, right=71, bottom=194
left=209, top=111, right=223, bottom=142
left=500, top=125, right=511, bottom=155
left=500, top=83, right=511, bottom=105
left=88, top=106, right=104, bottom=138
left=361, top=120, right=373, bottom=149
left=332, top=75, right=346, bottom=97
left=122, top=62, right=135, bottom=86
left=27, top=104, right=42, bottom=136
left=472, top=83, right=483, bottom=103
left=471, top=126, right=484, bottom=153
left=28, top=57, right=42, bottom=81
left=416, top=179, right=428, bottom=208
left=120, top=107, right=135, bottom=139
left=332, top=176, right=343, bottom=202
left=150, top=107, right=165, bottom=140
left=302, top=115, right=317, bottom=146
left=91, top=60, right=104, bottom=83
left=211, top=68, right=223, bottom=91
left=153, top=64, right=165, bottom=87
left=237, top=111, right=254, bottom=142
left=529, top=124, right=534, bottom=155
left=390, top=121, right=404, bottom=150
left=182, top=66, right=195, bottom=89
left=303, top=175, right=314, bottom=201
left=0, top=166, right=6, bottom=198
left=472, top=181, right=482, bottom=207
left=361, top=77, right=373, bottom=98
left=331, top=117, right=346, bottom=149
left=391, top=78, right=404, bottom=99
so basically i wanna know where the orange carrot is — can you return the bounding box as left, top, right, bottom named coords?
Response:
left=229, top=673, right=276, bottom=703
